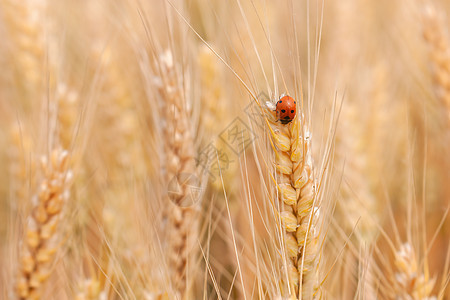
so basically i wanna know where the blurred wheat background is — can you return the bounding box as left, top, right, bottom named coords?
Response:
left=0, top=0, right=449, bottom=299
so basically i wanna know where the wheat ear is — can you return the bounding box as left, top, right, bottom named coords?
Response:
left=156, top=50, right=200, bottom=298
left=74, top=277, right=101, bottom=300
left=56, top=83, right=79, bottom=150
left=15, top=149, right=72, bottom=299
left=266, top=101, right=319, bottom=299
left=393, top=243, right=436, bottom=300
left=1, top=0, right=45, bottom=99
left=422, top=5, right=450, bottom=123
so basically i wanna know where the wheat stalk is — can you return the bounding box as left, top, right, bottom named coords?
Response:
left=15, top=148, right=72, bottom=299
left=265, top=98, right=320, bottom=299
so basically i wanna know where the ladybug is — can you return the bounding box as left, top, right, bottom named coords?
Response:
left=276, top=95, right=296, bottom=124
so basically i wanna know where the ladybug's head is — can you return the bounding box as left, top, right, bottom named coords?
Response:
left=280, top=117, right=293, bottom=124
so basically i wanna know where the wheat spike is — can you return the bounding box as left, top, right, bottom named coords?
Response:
left=1, top=0, right=46, bottom=101
left=15, top=148, right=72, bottom=299
left=55, top=83, right=78, bottom=150
left=393, top=243, right=436, bottom=300
left=74, top=278, right=101, bottom=300
left=156, top=50, right=201, bottom=298
left=95, top=47, right=146, bottom=180
left=266, top=99, right=320, bottom=299
left=423, top=4, right=450, bottom=124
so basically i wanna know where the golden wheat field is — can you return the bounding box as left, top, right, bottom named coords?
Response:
left=0, top=0, right=449, bottom=299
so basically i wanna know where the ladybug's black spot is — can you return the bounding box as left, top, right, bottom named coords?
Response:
left=294, top=101, right=296, bottom=104
left=281, top=109, right=286, bottom=113
left=279, top=100, right=282, bottom=103
left=291, top=110, right=294, bottom=113
left=284, top=116, right=290, bottom=119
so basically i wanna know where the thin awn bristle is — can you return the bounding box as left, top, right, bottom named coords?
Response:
left=198, top=45, right=244, bottom=297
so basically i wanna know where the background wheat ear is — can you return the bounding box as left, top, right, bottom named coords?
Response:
left=422, top=4, right=450, bottom=124
left=151, top=49, right=204, bottom=298
left=74, top=277, right=101, bottom=300
left=1, top=0, right=46, bottom=104
left=393, top=243, right=436, bottom=300
left=16, top=148, right=72, bottom=300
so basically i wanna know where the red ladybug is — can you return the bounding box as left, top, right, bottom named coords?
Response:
left=276, top=95, right=296, bottom=124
